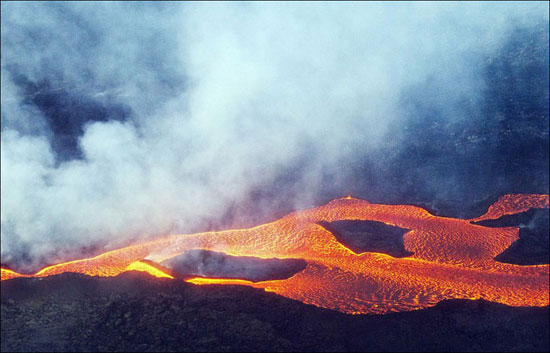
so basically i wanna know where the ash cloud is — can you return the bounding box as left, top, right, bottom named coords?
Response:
left=1, top=2, right=548, bottom=271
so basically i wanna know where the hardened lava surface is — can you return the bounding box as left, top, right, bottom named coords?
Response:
left=2, top=194, right=549, bottom=314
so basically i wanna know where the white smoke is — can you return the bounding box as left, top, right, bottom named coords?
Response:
left=1, top=2, right=548, bottom=271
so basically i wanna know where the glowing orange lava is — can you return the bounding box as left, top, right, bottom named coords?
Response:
left=2, top=194, right=549, bottom=315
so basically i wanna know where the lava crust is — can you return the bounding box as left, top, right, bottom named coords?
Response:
left=318, top=220, right=413, bottom=257
left=157, top=249, right=307, bottom=282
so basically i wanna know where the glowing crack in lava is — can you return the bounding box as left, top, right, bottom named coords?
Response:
left=1, top=194, right=549, bottom=314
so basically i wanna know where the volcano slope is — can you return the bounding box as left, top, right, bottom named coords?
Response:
left=1, top=271, right=549, bottom=352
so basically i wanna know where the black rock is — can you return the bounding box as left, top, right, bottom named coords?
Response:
left=318, top=220, right=413, bottom=257
left=158, top=250, right=307, bottom=282
left=2, top=272, right=547, bottom=352
left=472, top=208, right=549, bottom=265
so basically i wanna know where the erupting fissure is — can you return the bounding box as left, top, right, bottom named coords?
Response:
left=1, top=194, right=549, bottom=314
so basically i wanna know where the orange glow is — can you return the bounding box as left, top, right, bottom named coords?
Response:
left=186, top=277, right=258, bottom=286
left=1, top=193, right=549, bottom=315
left=471, top=194, right=549, bottom=221
left=0, top=268, right=26, bottom=281
left=125, top=261, right=174, bottom=279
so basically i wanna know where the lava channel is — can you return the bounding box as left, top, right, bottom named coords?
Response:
left=1, top=193, right=549, bottom=315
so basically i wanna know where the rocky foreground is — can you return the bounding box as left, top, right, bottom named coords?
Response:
left=1, top=272, right=548, bottom=352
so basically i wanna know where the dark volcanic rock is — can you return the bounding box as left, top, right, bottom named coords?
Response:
left=410, top=193, right=503, bottom=220
left=472, top=208, right=549, bottom=265
left=1, top=272, right=548, bottom=352
left=319, top=220, right=413, bottom=257
left=158, top=250, right=307, bottom=282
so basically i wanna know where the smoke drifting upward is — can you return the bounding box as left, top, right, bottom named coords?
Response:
left=1, top=2, right=548, bottom=271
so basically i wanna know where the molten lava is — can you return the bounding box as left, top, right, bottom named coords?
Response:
left=2, top=194, right=549, bottom=315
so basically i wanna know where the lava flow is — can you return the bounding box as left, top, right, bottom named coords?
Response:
left=1, top=194, right=549, bottom=315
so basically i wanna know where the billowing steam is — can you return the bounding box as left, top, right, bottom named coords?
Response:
left=1, top=2, right=548, bottom=271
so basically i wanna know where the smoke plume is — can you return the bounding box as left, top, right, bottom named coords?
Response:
left=1, top=2, right=548, bottom=271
